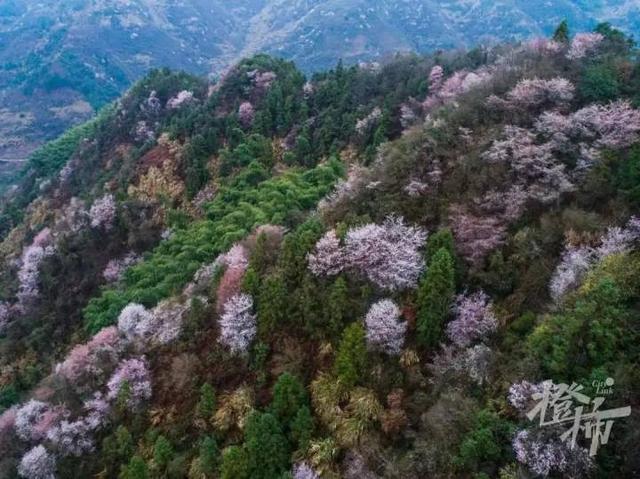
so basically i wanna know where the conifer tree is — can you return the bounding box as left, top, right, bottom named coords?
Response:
left=244, top=412, right=290, bottom=479
left=417, top=248, right=456, bottom=347
left=334, top=322, right=367, bottom=387
left=553, top=20, right=570, bottom=43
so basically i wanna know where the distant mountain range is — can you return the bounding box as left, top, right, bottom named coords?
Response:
left=0, top=0, right=639, bottom=159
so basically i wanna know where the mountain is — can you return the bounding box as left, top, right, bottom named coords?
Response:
left=1, top=0, right=640, bottom=162
left=1, top=26, right=640, bottom=477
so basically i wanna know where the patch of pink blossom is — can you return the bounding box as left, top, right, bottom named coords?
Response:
left=365, top=299, right=406, bottom=355
left=567, top=32, right=604, bottom=60
left=17, top=233, right=56, bottom=308
left=89, top=194, right=116, bottom=231
left=449, top=205, right=507, bottom=268
left=218, top=293, right=256, bottom=354
left=106, top=357, right=152, bottom=409
left=238, top=101, right=255, bottom=128
left=166, top=90, right=194, bottom=109
left=525, top=37, right=563, bottom=55
left=18, top=445, right=56, bottom=479
left=102, top=252, right=141, bottom=283
left=446, top=291, right=497, bottom=348
left=15, top=400, right=67, bottom=442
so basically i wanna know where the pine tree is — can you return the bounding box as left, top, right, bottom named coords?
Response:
left=271, top=373, right=308, bottom=427
left=199, top=436, right=219, bottom=476
left=553, top=20, right=570, bottom=44
left=334, top=322, right=367, bottom=387
left=153, top=435, right=174, bottom=471
left=417, top=248, right=455, bottom=347
left=257, top=273, right=287, bottom=335
left=290, top=405, right=314, bottom=451
left=119, top=455, right=149, bottom=479
left=325, top=276, right=349, bottom=337
left=426, top=228, right=456, bottom=263
left=244, top=412, right=290, bottom=479
left=196, top=383, right=216, bottom=420
left=220, top=446, right=249, bottom=479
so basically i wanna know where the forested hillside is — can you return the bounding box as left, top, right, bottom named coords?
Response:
left=1, top=22, right=640, bottom=478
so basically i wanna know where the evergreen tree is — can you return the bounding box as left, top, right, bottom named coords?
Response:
left=417, top=248, right=456, bottom=347
left=199, top=436, right=219, bottom=476
left=325, top=276, right=350, bottom=337
left=196, top=383, right=216, bottom=420
left=290, top=405, right=314, bottom=451
left=334, top=322, right=367, bottom=387
left=271, top=373, right=308, bottom=427
left=119, top=456, right=149, bottom=479
left=426, top=228, right=456, bottom=263
left=244, top=412, right=290, bottom=479
left=153, top=435, right=174, bottom=471
left=553, top=20, right=570, bottom=43
left=220, top=446, right=249, bottom=479
left=257, top=273, right=287, bottom=335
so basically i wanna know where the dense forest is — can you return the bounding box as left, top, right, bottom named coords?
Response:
left=1, top=21, right=640, bottom=478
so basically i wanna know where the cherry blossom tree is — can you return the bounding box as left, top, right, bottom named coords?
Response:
left=89, top=194, right=116, bottom=231
left=238, top=101, right=255, bottom=128
left=216, top=244, right=249, bottom=313
left=106, top=357, right=152, bottom=409
left=508, top=380, right=547, bottom=412
left=307, top=230, right=345, bottom=277
left=102, top=253, right=141, bottom=283
left=56, top=326, right=122, bottom=390
left=15, top=401, right=65, bottom=442
left=117, top=303, right=155, bottom=343
left=567, top=32, right=604, bottom=60
left=355, top=107, right=382, bottom=135
left=449, top=205, right=507, bottom=268
left=525, top=37, right=563, bottom=55
left=428, top=65, right=444, bottom=93
left=47, top=419, right=96, bottom=457
left=218, top=293, right=257, bottom=354
left=513, top=429, right=593, bottom=477
left=17, top=231, right=56, bottom=308
left=497, top=77, right=575, bottom=109
left=292, top=462, right=320, bottom=479
left=166, top=90, right=194, bottom=109
left=18, top=445, right=56, bottom=479
left=364, top=299, right=407, bottom=355
left=446, top=291, right=497, bottom=347
left=343, top=216, right=427, bottom=291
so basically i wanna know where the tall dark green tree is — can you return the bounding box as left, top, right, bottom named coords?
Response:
left=417, top=248, right=456, bottom=347
left=334, top=322, right=367, bottom=387
left=244, top=412, right=290, bottom=479
left=553, top=20, right=570, bottom=43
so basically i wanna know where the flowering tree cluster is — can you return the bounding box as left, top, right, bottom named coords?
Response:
left=166, top=90, right=194, bottom=109
left=446, top=291, right=497, bottom=347
left=536, top=100, right=640, bottom=158
left=117, top=300, right=187, bottom=347
left=216, top=244, right=249, bottom=313
left=18, top=445, right=56, bottom=479
left=47, top=418, right=95, bottom=457
left=238, top=101, right=255, bottom=128
left=513, top=429, right=593, bottom=477
left=218, top=293, right=257, bottom=354
left=15, top=400, right=66, bottom=442
left=490, top=77, right=574, bottom=110
left=507, top=380, right=546, bottom=412
left=102, top=252, right=141, bottom=283
left=483, top=125, right=574, bottom=205
left=364, top=299, right=407, bottom=355
left=0, top=301, right=10, bottom=332
left=89, top=194, right=116, bottom=231
left=355, top=107, right=382, bottom=135
left=524, top=37, right=563, bottom=55
left=56, top=197, right=89, bottom=234
left=550, top=217, right=640, bottom=301
left=308, top=216, right=427, bottom=291
left=423, top=67, right=493, bottom=111
left=56, top=326, right=122, bottom=390
left=106, top=357, right=152, bottom=409
left=567, top=32, right=604, bottom=60
left=292, top=462, right=320, bottom=479
left=318, top=165, right=370, bottom=215
left=247, top=69, right=277, bottom=91
left=17, top=231, right=55, bottom=308
left=428, top=343, right=494, bottom=386
left=449, top=205, right=507, bottom=268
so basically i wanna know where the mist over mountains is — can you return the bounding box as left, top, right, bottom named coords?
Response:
left=0, top=0, right=638, bottom=159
